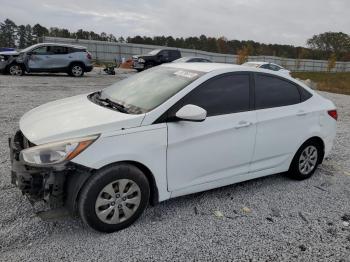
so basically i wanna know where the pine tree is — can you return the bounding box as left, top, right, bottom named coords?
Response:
left=0, top=19, right=17, bottom=47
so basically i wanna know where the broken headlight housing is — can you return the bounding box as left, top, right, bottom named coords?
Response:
left=20, top=135, right=99, bottom=166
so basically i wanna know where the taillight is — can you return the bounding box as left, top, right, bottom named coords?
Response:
left=87, top=52, right=92, bottom=60
left=327, top=110, right=338, bottom=121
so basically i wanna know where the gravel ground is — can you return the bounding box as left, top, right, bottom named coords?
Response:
left=0, top=70, right=350, bottom=261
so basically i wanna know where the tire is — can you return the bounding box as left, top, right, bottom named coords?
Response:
left=288, top=140, right=322, bottom=180
left=78, top=164, right=150, bottom=233
left=69, top=63, right=84, bottom=77
left=8, top=63, right=24, bottom=76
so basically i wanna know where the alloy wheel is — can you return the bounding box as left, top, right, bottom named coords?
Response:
left=72, top=65, right=83, bottom=76
left=95, top=179, right=141, bottom=224
left=9, top=65, right=23, bottom=76
left=298, top=145, right=318, bottom=175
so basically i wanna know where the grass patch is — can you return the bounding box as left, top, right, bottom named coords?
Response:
left=292, top=72, right=350, bottom=95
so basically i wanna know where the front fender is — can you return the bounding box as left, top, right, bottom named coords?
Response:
left=71, top=124, right=170, bottom=202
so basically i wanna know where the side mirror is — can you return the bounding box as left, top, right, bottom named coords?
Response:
left=175, top=104, right=207, bottom=122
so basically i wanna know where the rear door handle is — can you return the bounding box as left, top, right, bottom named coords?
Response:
left=235, top=121, right=252, bottom=129
left=296, top=110, right=307, bottom=116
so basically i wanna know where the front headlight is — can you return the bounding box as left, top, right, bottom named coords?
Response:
left=20, top=135, right=99, bottom=166
left=138, top=58, right=145, bottom=63
left=0, top=55, right=4, bottom=62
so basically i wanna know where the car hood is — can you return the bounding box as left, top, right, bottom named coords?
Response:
left=20, top=94, right=145, bottom=145
left=133, top=54, right=155, bottom=59
left=0, top=51, right=19, bottom=56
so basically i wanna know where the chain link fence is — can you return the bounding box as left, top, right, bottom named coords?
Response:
left=42, top=37, right=350, bottom=72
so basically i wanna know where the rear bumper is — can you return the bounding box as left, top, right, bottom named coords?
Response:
left=85, top=65, right=93, bottom=72
left=9, top=131, right=92, bottom=209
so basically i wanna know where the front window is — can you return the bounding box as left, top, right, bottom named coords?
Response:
left=20, top=44, right=41, bottom=53
left=101, top=67, right=203, bottom=114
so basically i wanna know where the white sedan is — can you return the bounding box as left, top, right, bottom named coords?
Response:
left=243, top=61, right=291, bottom=75
left=9, top=63, right=337, bottom=232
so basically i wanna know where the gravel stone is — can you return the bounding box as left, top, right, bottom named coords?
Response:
left=1, top=71, right=350, bottom=261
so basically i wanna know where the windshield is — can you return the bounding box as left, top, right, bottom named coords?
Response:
left=20, top=44, right=40, bottom=53
left=148, top=49, right=161, bottom=55
left=101, top=66, right=203, bottom=114
left=173, top=57, right=188, bottom=63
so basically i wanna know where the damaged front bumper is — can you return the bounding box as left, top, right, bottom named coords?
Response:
left=133, top=61, right=145, bottom=70
left=9, top=130, right=91, bottom=209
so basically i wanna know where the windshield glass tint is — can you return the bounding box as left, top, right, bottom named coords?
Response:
left=148, top=49, right=161, bottom=55
left=101, top=67, right=203, bottom=113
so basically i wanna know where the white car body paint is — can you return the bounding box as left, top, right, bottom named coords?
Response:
left=19, top=63, right=337, bottom=203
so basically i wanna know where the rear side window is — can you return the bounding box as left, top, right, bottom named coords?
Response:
left=255, top=74, right=301, bottom=109
left=170, top=50, right=180, bottom=59
left=68, top=47, right=84, bottom=53
left=183, top=73, right=250, bottom=117
left=260, top=64, right=270, bottom=70
left=49, top=46, right=68, bottom=55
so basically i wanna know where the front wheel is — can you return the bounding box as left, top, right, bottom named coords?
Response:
left=8, top=64, right=24, bottom=76
left=78, top=164, right=150, bottom=233
left=288, top=141, right=322, bottom=180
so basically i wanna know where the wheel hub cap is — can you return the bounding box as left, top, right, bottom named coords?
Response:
left=72, top=66, right=82, bottom=76
left=95, top=179, right=141, bottom=224
left=298, top=145, right=318, bottom=175
left=10, top=65, right=22, bottom=75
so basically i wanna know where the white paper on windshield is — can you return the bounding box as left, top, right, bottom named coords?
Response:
left=174, top=70, right=198, bottom=79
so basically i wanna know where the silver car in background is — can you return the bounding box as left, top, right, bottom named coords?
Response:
left=242, top=61, right=291, bottom=76
left=0, top=43, right=93, bottom=77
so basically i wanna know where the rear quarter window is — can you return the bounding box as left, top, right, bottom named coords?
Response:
left=299, top=86, right=313, bottom=102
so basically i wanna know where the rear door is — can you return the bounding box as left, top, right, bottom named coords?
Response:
left=250, top=73, right=315, bottom=172
left=169, top=50, right=181, bottom=61
left=167, top=72, right=257, bottom=192
left=47, top=46, right=70, bottom=69
left=159, top=50, right=170, bottom=63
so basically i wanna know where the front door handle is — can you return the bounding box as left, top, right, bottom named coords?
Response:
left=235, top=121, right=252, bottom=129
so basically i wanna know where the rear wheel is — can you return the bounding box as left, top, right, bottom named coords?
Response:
left=8, top=64, right=24, bottom=76
left=69, top=63, right=84, bottom=77
left=288, top=141, right=322, bottom=180
left=78, top=164, right=150, bottom=233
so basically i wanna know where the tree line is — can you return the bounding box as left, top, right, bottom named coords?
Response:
left=0, top=18, right=349, bottom=61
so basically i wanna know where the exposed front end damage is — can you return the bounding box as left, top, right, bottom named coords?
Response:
left=0, top=52, right=19, bottom=73
left=9, top=130, right=92, bottom=210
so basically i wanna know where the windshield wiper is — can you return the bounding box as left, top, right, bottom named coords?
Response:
left=93, top=92, right=129, bottom=113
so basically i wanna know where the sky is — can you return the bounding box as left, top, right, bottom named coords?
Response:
left=0, top=0, right=349, bottom=47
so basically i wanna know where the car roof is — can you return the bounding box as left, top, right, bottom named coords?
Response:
left=180, top=56, right=210, bottom=59
left=161, top=63, right=260, bottom=73
left=244, top=61, right=267, bottom=65
left=31, top=43, right=87, bottom=49
left=162, top=62, right=292, bottom=78
left=174, top=56, right=211, bottom=62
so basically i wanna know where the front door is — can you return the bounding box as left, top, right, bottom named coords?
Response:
left=167, top=72, right=256, bottom=192
left=27, top=45, right=51, bottom=70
